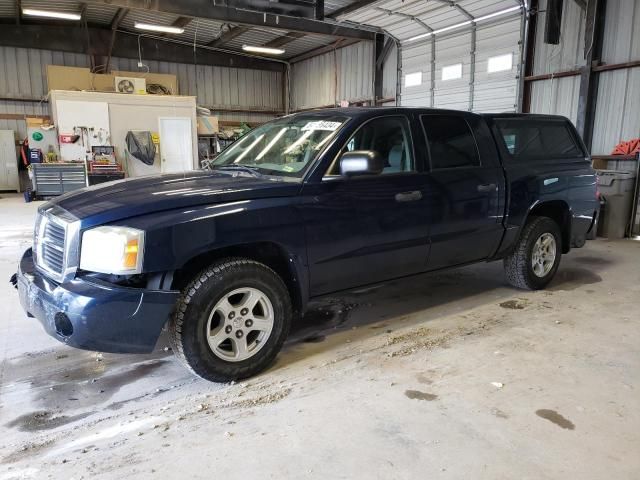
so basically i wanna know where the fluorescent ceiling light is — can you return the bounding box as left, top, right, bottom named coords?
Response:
left=135, top=22, right=185, bottom=34
left=405, top=5, right=522, bottom=43
left=242, top=45, right=286, bottom=55
left=22, top=8, right=81, bottom=20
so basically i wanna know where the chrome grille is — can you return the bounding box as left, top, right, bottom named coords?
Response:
left=41, top=219, right=66, bottom=273
left=34, top=209, right=79, bottom=283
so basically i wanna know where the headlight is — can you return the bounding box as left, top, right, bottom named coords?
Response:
left=80, top=226, right=145, bottom=275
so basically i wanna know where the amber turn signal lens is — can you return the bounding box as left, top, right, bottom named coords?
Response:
left=123, top=239, right=139, bottom=268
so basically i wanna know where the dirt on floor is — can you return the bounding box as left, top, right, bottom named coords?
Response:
left=1, top=193, right=639, bottom=480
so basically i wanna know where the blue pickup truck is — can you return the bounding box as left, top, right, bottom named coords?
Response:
left=14, top=108, right=598, bottom=382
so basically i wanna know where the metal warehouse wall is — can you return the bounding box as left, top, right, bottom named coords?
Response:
left=382, top=42, right=398, bottom=103
left=528, top=0, right=586, bottom=124
left=591, top=0, right=640, bottom=155
left=400, top=15, right=522, bottom=113
left=290, top=41, right=374, bottom=110
left=0, top=46, right=283, bottom=140
left=527, top=0, right=640, bottom=155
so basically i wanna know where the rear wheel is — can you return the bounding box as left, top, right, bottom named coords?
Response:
left=504, top=216, right=562, bottom=290
left=169, top=258, right=292, bottom=382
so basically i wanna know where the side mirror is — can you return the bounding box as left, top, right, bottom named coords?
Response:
left=339, top=150, right=384, bottom=177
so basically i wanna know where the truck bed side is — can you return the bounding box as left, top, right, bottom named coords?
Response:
left=483, top=114, right=598, bottom=258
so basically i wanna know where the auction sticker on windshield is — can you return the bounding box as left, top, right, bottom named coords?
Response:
left=302, top=121, right=343, bottom=132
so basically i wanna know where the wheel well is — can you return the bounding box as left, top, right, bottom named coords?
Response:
left=528, top=201, right=571, bottom=253
left=171, top=242, right=303, bottom=314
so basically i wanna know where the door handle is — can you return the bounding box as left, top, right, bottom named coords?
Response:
left=477, top=183, right=497, bottom=193
left=395, top=190, right=422, bottom=202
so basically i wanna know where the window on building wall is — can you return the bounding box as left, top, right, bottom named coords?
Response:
left=487, top=53, right=513, bottom=73
left=441, top=63, right=462, bottom=81
left=405, top=72, right=422, bottom=87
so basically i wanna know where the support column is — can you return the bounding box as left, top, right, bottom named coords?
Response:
left=430, top=36, right=436, bottom=107
left=374, top=33, right=385, bottom=105
left=522, top=0, right=539, bottom=112
left=575, top=0, right=606, bottom=150
left=469, top=24, right=477, bottom=111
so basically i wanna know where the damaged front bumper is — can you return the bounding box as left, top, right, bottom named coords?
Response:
left=16, top=248, right=180, bottom=354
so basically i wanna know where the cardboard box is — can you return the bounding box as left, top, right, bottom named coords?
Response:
left=197, top=116, right=219, bottom=135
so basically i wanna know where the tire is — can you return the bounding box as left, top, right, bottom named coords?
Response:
left=169, top=258, right=292, bottom=382
left=503, top=216, right=562, bottom=290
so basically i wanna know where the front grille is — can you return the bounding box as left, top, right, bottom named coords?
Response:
left=35, top=213, right=68, bottom=280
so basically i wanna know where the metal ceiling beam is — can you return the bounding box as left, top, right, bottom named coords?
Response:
left=375, top=7, right=433, bottom=32
left=106, top=7, right=130, bottom=72
left=289, top=38, right=360, bottom=63
left=327, top=0, right=381, bottom=19
left=315, top=0, right=324, bottom=20
left=216, top=0, right=318, bottom=21
left=0, top=24, right=285, bottom=72
left=171, top=16, right=193, bottom=29
left=264, top=31, right=307, bottom=48
left=88, top=0, right=376, bottom=40
left=110, top=7, right=130, bottom=29
left=207, top=26, right=250, bottom=47
left=423, top=0, right=474, bottom=20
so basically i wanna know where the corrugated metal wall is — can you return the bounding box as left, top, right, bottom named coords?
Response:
left=290, top=41, right=374, bottom=110
left=382, top=42, right=398, bottom=102
left=398, top=15, right=522, bottom=112
left=0, top=46, right=283, bottom=140
left=527, top=0, right=639, bottom=154
left=591, top=0, right=640, bottom=155
left=401, top=41, right=433, bottom=107
left=474, top=17, right=522, bottom=112
left=528, top=0, right=585, bottom=124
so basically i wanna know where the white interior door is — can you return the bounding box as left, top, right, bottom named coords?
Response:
left=158, top=117, right=194, bottom=174
left=0, top=130, right=19, bottom=192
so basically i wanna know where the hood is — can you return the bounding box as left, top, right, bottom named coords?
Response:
left=50, top=171, right=301, bottom=224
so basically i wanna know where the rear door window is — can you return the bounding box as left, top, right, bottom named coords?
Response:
left=493, top=118, right=584, bottom=160
left=421, top=115, right=480, bottom=169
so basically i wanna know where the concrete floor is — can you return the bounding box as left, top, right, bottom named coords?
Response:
left=1, top=192, right=639, bottom=480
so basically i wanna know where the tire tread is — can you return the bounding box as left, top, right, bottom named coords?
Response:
left=168, top=258, right=291, bottom=381
left=504, top=216, right=561, bottom=290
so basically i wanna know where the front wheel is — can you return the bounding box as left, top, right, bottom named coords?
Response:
left=504, top=216, right=562, bottom=290
left=169, top=258, right=292, bottom=382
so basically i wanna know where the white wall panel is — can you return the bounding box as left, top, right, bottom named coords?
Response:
left=601, top=0, right=640, bottom=64
left=530, top=76, right=581, bottom=124
left=592, top=67, right=640, bottom=155
left=434, top=32, right=472, bottom=110
left=473, top=17, right=520, bottom=113
left=528, top=0, right=640, bottom=153
left=290, top=41, right=374, bottom=110
left=532, top=0, right=586, bottom=75
left=400, top=42, right=432, bottom=107
left=398, top=13, right=520, bottom=112
left=590, top=0, right=640, bottom=154
left=0, top=46, right=283, bottom=140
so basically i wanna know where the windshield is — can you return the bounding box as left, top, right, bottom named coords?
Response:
left=211, top=114, right=349, bottom=178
